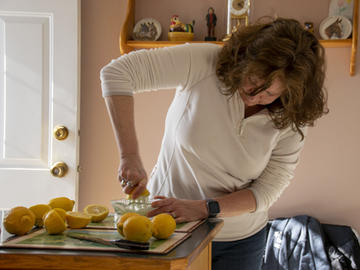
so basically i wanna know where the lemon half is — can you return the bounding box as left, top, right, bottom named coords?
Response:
left=43, top=209, right=66, bottom=235
left=66, top=211, right=91, bottom=229
left=83, top=204, right=109, bottom=222
left=53, top=208, right=67, bottom=221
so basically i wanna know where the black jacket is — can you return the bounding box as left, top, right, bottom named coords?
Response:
left=262, top=215, right=360, bottom=270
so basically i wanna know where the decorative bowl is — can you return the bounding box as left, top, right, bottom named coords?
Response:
left=132, top=18, right=162, bottom=41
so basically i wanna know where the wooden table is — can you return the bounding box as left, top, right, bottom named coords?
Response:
left=0, top=211, right=223, bottom=270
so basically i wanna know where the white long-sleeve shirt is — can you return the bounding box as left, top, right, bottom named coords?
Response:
left=100, top=43, right=305, bottom=241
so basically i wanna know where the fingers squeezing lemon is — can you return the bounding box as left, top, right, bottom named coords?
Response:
left=126, top=188, right=150, bottom=200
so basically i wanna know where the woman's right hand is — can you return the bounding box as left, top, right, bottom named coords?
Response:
left=118, top=154, right=148, bottom=199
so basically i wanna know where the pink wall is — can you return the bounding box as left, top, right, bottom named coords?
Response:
left=80, top=0, right=360, bottom=232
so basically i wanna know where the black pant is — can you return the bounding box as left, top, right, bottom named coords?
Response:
left=212, top=226, right=267, bottom=270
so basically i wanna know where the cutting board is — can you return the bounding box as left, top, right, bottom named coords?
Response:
left=1, top=228, right=191, bottom=254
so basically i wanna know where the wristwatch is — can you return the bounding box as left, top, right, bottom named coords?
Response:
left=206, top=199, right=220, bottom=218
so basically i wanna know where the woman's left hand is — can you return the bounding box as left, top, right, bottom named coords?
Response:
left=147, top=196, right=208, bottom=223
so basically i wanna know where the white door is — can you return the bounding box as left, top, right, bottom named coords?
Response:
left=0, top=0, right=80, bottom=209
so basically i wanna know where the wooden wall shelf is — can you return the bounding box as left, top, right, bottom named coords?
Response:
left=120, top=0, right=359, bottom=76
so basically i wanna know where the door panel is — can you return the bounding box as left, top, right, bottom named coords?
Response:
left=0, top=0, right=80, bottom=209
left=1, top=14, right=49, bottom=167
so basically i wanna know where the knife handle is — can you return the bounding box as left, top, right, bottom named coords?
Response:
left=113, top=239, right=150, bottom=250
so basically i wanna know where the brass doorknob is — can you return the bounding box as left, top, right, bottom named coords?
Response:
left=50, top=162, right=68, bottom=177
left=54, top=126, right=69, bottom=140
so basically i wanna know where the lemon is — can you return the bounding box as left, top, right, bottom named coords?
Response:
left=123, top=215, right=152, bottom=243
left=52, top=208, right=67, bottom=221
left=29, top=204, right=52, bottom=227
left=48, top=197, right=75, bottom=211
left=43, top=209, right=66, bottom=235
left=83, top=204, right=109, bottom=222
left=151, top=213, right=176, bottom=240
left=126, top=188, right=150, bottom=200
left=3, top=206, right=35, bottom=236
left=66, top=211, right=91, bottom=229
left=116, top=212, right=140, bottom=236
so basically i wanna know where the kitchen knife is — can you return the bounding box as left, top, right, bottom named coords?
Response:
left=65, top=232, right=150, bottom=250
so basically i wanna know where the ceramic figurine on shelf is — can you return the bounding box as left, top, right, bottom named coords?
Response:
left=168, top=15, right=195, bottom=41
left=304, top=22, right=314, bottom=33
left=169, top=15, right=194, bottom=33
left=205, top=7, right=217, bottom=41
left=169, top=15, right=183, bottom=32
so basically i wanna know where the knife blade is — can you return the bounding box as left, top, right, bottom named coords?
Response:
left=65, top=232, right=150, bottom=250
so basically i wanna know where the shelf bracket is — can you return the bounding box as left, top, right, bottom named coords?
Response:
left=119, top=0, right=135, bottom=54
left=350, top=0, right=359, bottom=76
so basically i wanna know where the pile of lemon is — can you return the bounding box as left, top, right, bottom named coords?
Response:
left=3, top=192, right=177, bottom=244
left=3, top=197, right=109, bottom=236
left=117, top=212, right=176, bottom=242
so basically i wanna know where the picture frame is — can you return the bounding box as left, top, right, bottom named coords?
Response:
left=328, top=0, right=354, bottom=20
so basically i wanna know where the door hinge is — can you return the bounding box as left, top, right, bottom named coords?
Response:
left=77, top=165, right=82, bottom=173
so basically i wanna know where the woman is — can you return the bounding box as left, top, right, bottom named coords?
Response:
left=100, top=18, right=327, bottom=270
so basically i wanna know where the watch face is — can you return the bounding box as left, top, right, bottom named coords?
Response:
left=231, top=0, right=249, bottom=16
left=207, top=200, right=220, bottom=217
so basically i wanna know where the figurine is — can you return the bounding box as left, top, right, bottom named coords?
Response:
left=168, top=15, right=195, bottom=41
left=304, top=22, right=314, bottom=33
left=169, top=15, right=194, bottom=33
left=205, top=7, right=217, bottom=41
left=325, top=18, right=343, bottom=39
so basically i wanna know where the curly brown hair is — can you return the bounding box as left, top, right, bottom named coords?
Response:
left=216, top=18, right=328, bottom=139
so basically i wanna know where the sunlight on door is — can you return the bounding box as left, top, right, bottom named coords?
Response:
left=0, top=0, right=80, bottom=209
